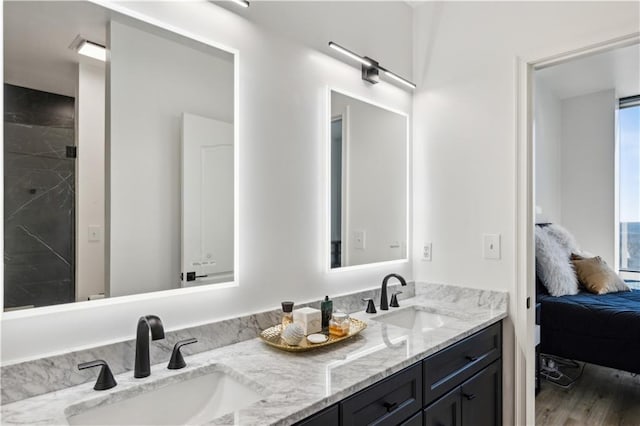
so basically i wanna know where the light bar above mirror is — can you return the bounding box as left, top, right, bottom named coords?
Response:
left=328, top=41, right=416, bottom=90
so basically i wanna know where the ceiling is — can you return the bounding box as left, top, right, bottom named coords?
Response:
left=4, top=1, right=111, bottom=97
left=535, top=43, right=640, bottom=100
left=211, top=0, right=413, bottom=81
left=4, top=1, right=233, bottom=99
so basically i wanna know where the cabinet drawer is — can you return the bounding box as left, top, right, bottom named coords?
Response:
left=341, top=363, right=422, bottom=426
left=423, top=322, right=501, bottom=404
left=294, top=404, right=339, bottom=426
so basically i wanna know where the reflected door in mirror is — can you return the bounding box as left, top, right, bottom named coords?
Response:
left=181, top=114, right=233, bottom=286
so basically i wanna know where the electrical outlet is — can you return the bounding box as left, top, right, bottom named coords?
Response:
left=483, top=234, right=501, bottom=259
left=422, top=242, right=432, bottom=261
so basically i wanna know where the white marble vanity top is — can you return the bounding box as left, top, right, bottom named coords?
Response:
left=1, top=289, right=507, bottom=426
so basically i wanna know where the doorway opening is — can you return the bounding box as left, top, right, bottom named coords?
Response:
left=4, top=83, right=76, bottom=309
left=330, top=116, right=343, bottom=268
left=531, top=39, right=640, bottom=424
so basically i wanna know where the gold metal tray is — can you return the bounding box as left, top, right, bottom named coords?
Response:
left=259, top=318, right=367, bottom=352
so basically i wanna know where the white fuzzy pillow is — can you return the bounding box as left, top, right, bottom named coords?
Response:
left=545, top=223, right=579, bottom=254
left=535, top=227, right=579, bottom=296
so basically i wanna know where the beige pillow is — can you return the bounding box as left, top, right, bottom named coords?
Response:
left=570, top=254, right=630, bottom=295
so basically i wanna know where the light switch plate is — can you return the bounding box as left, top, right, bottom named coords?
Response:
left=483, top=234, right=501, bottom=259
left=422, top=242, right=432, bottom=261
left=88, top=225, right=102, bottom=242
left=354, top=230, right=366, bottom=249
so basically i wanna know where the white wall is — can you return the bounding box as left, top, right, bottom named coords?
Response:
left=76, top=62, right=106, bottom=301
left=331, top=91, right=407, bottom=266
left=412, top=2, right=639, bottom=424
left=108, top=19, right=234, bottom=297
left=412, top=0, right=637, bottom=290
left=561, top=89, right=616, bottom=264
left=534, top=86, right=617, bottom=264
left=534, top=81, right=562, bottom=224
left=1, top=0, right=412, bottom=363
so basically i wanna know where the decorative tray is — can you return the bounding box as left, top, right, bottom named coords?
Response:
left=259, top=318, right=367, bottom=352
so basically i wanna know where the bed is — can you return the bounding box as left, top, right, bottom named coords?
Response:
left=537, top=276, right=640, bottom=374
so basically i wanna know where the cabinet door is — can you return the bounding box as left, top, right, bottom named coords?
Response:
left=460, top=361, right=502, bottom=426
left=294, top=404, right=339, bottom=426
left=400, top=411, right=423, bottom=426
left=424, top=387, right=462, bottom=426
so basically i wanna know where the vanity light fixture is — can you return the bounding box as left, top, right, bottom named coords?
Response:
left=70, top=36, right=106, bottom=62
left=328, top=41, right=416, bottom=90
left=383, top=70, right=416, bottom=90
left=328, top=42, right=372, bottom=67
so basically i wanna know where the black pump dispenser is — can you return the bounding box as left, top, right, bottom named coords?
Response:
left=321, top=295, right=333, bottom=332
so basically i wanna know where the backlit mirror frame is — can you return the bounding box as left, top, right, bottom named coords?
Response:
left=2, top=0, right=240, bottom=319
left=326, top=87, right=410, bottom=272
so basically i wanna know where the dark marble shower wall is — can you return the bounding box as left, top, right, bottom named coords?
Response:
left=4, top=83, right=76, bottom=309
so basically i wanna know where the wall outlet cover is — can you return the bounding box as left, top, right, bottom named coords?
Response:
left=422, top=242, right=432, bottom=261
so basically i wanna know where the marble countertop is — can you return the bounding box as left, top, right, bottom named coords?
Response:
left=1, top=291, right=507, bottom=426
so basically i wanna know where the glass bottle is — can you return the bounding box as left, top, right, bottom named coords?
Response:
left=281, top=301, right=294, bottom=327
left=329, top=312, right=350, bottom=337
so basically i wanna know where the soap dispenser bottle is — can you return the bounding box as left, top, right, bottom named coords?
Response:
left=321, top=296, right=333, bottom=332
left=281, top=301, right=294, bottom=327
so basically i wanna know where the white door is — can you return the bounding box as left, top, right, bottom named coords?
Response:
left=181, top=113, right=233, bottom=286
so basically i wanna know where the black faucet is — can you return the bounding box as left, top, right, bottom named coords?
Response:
left=134, top=315, right=165, bottom=378
left=380, top=274, right=407, bottom=310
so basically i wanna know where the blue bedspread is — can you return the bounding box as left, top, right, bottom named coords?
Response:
left=538, top=289, right=640, bottom=373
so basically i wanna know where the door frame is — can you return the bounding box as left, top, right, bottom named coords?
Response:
left=331, top=112, right=349, bottom=267
left=514, top=31, right=640, bottom=425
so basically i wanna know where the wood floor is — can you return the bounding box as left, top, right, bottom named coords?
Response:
left=536, top=362, right=640, bottom=425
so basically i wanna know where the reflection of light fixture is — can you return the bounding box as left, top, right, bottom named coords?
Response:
left=78, top=40, right=106, bottom=61
left=70, top=36, right=106, bottom=62
left=230, top=0, right=250, bottom=7
left=328, top=41, right=416, bottom=90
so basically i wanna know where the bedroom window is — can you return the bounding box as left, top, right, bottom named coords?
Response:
left=619, top=95, right=640, bottom=275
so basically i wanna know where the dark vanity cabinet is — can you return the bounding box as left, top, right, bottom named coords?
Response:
left=423, top=322, right=502, bottom=426
left=294, top=322, right=502, bottom=426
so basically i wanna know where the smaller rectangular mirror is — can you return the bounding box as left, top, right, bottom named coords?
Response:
left=329, top=90, right=408, bottom=269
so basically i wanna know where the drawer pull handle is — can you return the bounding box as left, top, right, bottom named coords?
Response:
left=463, top=392, right=476, bottom=400
left=465, top=355, right=478, bottom=362
left=383, top=401, right=398, bottom=412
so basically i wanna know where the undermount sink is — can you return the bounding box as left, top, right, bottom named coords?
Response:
left=66, top=365, right=265, bottom=426
left=372, top=306, right=454, bottom=331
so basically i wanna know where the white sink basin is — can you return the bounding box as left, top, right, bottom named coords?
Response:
left=66, top=365, right=264, bottom=425
left=373, top=306, right=454, bottom=331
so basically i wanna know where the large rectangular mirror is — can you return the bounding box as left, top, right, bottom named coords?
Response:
left=329, top=90, right=408, bottom=269
left=3, top=1, right=236, bottom=311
